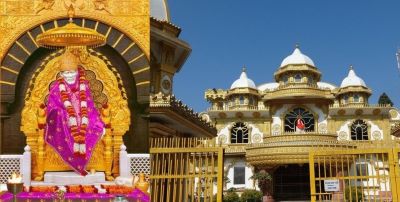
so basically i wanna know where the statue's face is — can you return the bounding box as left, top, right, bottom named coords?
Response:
left=61, top=70, right=78, bottom=84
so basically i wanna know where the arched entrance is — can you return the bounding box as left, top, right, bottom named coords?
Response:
left=273, top=164, right=311, bottom=200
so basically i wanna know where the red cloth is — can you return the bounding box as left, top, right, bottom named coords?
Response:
left=296, top=119, right=305, bottom=130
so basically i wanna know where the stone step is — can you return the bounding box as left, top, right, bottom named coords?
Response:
left=44, top=172, right=106, bottom=186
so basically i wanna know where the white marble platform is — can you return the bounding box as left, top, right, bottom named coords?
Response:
left=44, top=172, right=106, bottom=185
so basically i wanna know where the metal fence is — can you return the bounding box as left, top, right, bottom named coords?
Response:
left=150, top=138, right=224, bottom=202
left=309, top=143, right=400, bottom=202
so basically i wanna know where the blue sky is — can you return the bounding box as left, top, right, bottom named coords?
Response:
left=168, top=1, right=400, bottom=112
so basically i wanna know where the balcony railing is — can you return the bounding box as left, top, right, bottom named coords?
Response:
left=262, top=86, right=333, bottom=99
left=329, top=103, right=392, bottom=108
left=207, top=105, right=269, bottom=111
left=249, top=133, right=340, bottom=148
left=262, top=83, right=333, bottom=92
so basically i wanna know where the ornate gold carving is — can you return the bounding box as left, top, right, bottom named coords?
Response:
left=272, top=124, right=280, bottom=135
left=35, top=0, right=55, bottom=14
left=338, top=109, right=346, bottom=116
left=0, top=2, right=5, bottom=15
left=0, top=0, right=149, bottom=63
left=218, top=135, right=227, bottom=144
left=218, top=112, right=226, bottom=119
left=338, top=131, right=347, bottom=140
left=372, top=108, right=381, bottom=116
left=372, top=131, right=382, bottom=140
left=252, top=133, right=262, bottom=143
left=64, top=0, right=85, bottom=10
left=5, top=1, right=34, bottom=15
left=355, top=109, right=363, bottom=116
left=92, top=0, right=111, bottom=14
left=252, top=112, right=261, bottom=118
left=21, top=48, right=130, bottom=180
left=235, top=112, right=243, bottom=118
left=318, top=123, right=327, bottom=133
left=389, top=109, right=399, bottom=119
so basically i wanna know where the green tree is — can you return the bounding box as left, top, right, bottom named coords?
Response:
left=378, top=93, right=394, bottom=106
left=240, top=189, right=263, bottom=202
left=249, top=170, right=273, bottom=199
left=223, top=189, right=240, bottom=202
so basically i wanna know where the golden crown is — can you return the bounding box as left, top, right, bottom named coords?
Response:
left=36, top=6, right=106, bottom=48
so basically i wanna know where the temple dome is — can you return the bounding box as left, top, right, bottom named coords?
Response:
left=258, top=82, right=279, bottom=91
left=280, top=47, right=315, bottom=67
left=230, top=68, right=256, bottom=89
left=340, top=67, right=367, bottom=88
left=151, top=0, right=170, bottom=21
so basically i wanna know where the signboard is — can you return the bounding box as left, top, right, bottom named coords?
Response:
left=324, top=180, right=340, bottom=192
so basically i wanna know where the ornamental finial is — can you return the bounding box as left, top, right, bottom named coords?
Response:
left=242, top=65, right=246, bottom=72
left=349, top=65, right=353, bottom=70
left=295, top=43, right=300, bottom=49
left=67, top=5, right=75, bottom=23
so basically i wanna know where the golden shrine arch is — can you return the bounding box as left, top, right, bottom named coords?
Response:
left=0, top=1, right=151, bottom=182
left=1, top=17, right=150, bottom=104
left=21, top=48, right=130, bottom=180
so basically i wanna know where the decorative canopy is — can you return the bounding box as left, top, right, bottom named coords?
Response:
left=36, top=6, right=106, bottom=48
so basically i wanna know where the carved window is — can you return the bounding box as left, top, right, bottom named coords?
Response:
left=308, top=76, right=314, bottom=84
left=249, top=97, right=254, bottom=105
left=239, top=96, right=245, bottom=105
left=354, top=94, right=360, bottom=102
left=351, top=120, right=368, bottom=140
left=343, top=95, right=349, bottom=104
left=231, top=122, right=249, bottom=143
left=294, top=74, right=302, bottom=82
left=284, top=107, right=315, bottom=132
left=233, top=167, right=246, bottom=184
left=283, top=75, right=289, bottom=84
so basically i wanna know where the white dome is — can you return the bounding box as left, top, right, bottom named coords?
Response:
left=280, top=47, right=315, bottom=67
left=151, top=0, right=170, bottom=21
left=230, top=69, right=256, bottom=89
left=257, top=82, right=279, bottom=91
left=340, top=68, right=367, bottom=88
left=317, top=82, right=337, bottom=90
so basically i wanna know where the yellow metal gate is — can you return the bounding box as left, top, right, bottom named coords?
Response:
left=150, top=138, right=224, bottom=202
left=309, top=146, right=400, bottom=202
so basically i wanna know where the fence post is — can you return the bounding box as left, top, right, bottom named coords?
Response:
left=22, top=145, right=31, bottom=186
left=119, top=144, right=130, bottom=177
left=309, top=150, right=316, bottom=202
left=217, top=147, right=224, bottom=202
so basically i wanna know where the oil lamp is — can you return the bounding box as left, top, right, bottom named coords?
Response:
left=6, top=172, right=23, bottom=202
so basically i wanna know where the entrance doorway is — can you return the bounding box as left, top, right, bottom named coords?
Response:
left=273, top=164, right=310, bottom=201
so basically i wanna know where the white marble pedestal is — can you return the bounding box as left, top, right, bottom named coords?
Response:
left=44, top=172, right=106, bottom=185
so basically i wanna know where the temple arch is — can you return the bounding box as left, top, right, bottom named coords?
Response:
left=1, top=18, right=150, bottom=104
left=1, top=18, right=150, bottom=155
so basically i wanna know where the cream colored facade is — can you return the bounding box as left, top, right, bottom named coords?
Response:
left=203, top=47, right=400, bottom=199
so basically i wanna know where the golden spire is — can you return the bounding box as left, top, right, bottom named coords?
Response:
left=67, top=5, right=75, bottom=23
